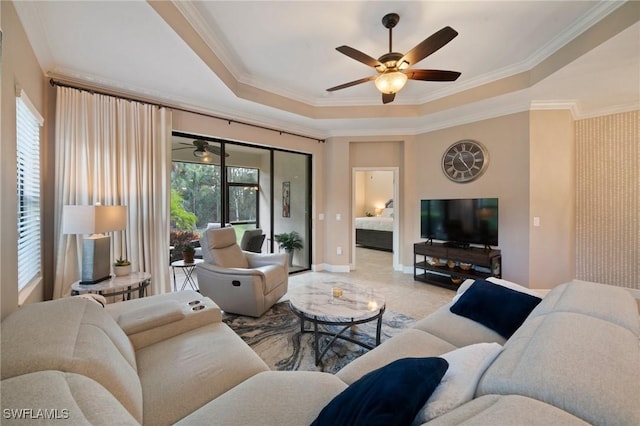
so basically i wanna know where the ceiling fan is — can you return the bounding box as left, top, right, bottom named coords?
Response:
left=172, top=139, right=229, bottom=159
left=327, top=13, right=461, bottom=104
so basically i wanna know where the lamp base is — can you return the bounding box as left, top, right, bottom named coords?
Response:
left=81, top=235, right=112, bottom=284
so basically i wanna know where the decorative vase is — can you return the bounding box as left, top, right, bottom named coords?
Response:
left=114, top=265, right=131, bottom=277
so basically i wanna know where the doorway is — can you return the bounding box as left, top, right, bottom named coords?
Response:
left=351, top=167, right=400, bottom=271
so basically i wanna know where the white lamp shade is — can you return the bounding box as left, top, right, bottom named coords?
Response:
left=63, top=205, right=127, bottom=235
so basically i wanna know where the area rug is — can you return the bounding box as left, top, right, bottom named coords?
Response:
left=223, top=302, right=416, bottom=373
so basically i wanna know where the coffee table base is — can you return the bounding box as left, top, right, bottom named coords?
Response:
left=289, top=303, right=386, bottom=366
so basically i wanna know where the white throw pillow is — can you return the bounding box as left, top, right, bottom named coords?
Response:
left=452, top=277, right=543, bottom=304
left=412, top=342, right=503, bottom=424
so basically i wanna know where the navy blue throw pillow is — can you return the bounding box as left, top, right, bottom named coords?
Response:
left=311, top=357, right=448, bottom=426
left=450, top=280, right=542, bottom=339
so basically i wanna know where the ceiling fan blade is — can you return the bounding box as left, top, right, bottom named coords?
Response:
left=172, top=146, right=192, bottom=151
left=205, top=145, right=230, bottom=157
left=336, top=46, right=384, bottom=69
left=399, top=26, right=458, bottom=67
left=405, top=69, right=461, bottom=81
left=327, top=76, right=376, bottom=92
left=382, top=93, right=395, bottom=104
left=205, top=145, right=221, bottom=155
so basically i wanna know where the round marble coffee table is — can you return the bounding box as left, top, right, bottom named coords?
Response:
left=288, top=282, right=386, bottom=366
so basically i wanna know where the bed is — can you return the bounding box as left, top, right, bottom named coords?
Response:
left=355, top=203, right=394, bottom=252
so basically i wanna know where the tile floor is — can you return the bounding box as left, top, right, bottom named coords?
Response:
left=172, top=247, right=456, bottom=319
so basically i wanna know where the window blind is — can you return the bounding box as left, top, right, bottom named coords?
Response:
left=16, top=93, right=43, bottom=290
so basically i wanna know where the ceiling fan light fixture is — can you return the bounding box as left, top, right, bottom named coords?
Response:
left=374, top=70, right=408, bottom=95
left=193, top=149, right=207, bottom=158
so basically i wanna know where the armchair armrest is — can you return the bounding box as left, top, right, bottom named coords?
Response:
left=196, top=262, right=264, bottom=277
left=244, top=252, right=288, bottom=270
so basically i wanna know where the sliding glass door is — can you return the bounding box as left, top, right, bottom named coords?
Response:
left=171, top=132, right=311, bottom=272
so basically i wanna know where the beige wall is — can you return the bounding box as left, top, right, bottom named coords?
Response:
left=365, top=171, right=393, bottom=214
left=322, top=137, right=350, bottom=269
left=331, top=115, right=534, bottom=286
left=529, top=110, right=576, bottom=288
left=575, top=110, right=639, bottom=289
left=1, top=1, right=47, bottom=319
left=353, top=170, right=394, bottom=217
left=413, top=112, right=531, bottom=285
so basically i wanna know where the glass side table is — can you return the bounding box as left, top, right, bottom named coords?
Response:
left=171, top=259, right=203, bottom=291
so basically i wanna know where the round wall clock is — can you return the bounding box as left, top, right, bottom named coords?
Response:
left=441, top=139, right=489, bottom=183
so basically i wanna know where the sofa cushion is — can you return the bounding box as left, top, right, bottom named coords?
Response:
left=176, top=371, right=347, bottom=426
left=423, top=394, right=590, bottom=426
left=0, top=371, right=139, bottom=425
left=336, top=329, right=456, bottom=385
left=136, top=322, right=269, bottom=426
left=1, top=298, right=143, bottom=423
left=477, top=312, right=640, bottom=425
left=413, top=342, right=503, bottom=424
left=528, top=280, right=640, bottom=336
left=450, top=280, right=541, bottom=339
left=412, top=303, right=506, bottom=347
left=313, top=357, right=448, bottom=426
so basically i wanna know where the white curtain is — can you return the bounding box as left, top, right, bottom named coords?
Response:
left=53, top=86, right=172, bottom=298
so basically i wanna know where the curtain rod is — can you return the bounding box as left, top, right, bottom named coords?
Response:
left=49, top=78, right=325, bottom=144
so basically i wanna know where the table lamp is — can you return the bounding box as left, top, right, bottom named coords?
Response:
left=63, top=204, right=127, bottom=284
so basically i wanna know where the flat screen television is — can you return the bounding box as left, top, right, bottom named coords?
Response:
left=420, top=198, right=499, bottom=247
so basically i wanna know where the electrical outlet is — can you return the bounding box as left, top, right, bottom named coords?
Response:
left=336, top=213, right=341, bottom=221
left=318, top=213, right=324, bottom=220
left=533, top=217, right=541, bottom=227
left=337, top=246, right=342, bottom=255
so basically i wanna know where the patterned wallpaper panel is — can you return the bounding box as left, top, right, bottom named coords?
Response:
left=575, top=110, right=639, bottom=289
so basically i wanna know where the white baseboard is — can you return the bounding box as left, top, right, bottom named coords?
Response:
left=311, top=263, right=350, bottom=273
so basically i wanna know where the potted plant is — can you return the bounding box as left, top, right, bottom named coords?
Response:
left=274, top=231, right=303, bottom=266
left=181, top=245, right=196, bottom=264
left=113, top=257, right=131, bottom=277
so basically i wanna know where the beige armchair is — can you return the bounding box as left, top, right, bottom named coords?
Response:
left=196, top=227, right=288, bottom=317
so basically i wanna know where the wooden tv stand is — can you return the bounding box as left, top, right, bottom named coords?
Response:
left=414, top=242, right=501, bottom=290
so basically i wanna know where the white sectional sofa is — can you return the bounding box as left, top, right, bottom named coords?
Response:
left=2, top=280, right=639, bottom=425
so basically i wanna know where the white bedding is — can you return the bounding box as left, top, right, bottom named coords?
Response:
left=355, top=216, right=393, bottom=232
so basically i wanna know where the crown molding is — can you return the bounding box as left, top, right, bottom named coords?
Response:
left=575, top=101, right=640, bottom=120
left=169, top=0, right=627, bottom=111
left=172, top=1, right=245, bottom=82
left=530, top=100, right=579, bottom=118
